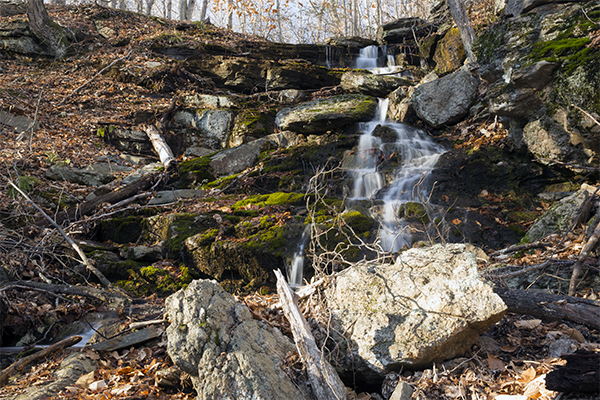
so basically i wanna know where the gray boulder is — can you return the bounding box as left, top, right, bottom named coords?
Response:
left=324, top=244, right=506, bottom=380
left=523, top=115, right=592, bottom=171
left=47, top=163, right=133, bottom=187
left=171, top=109, right=234, bottom=150
left=412, top=69, right=478, bottom=128
left=341, top=71, right=410, bottom=98
left=511, top=60, right=559, bottom=89
left=275, top=94, right=377, bottom=134
left=489, top=87, right=542, bottom=119
left=523, top=184, right=596, bottom=243
left=166, top=279, right=310, bottom=400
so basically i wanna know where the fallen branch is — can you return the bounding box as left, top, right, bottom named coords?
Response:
left=39, top=170, right=164, bottom=226
left=275, top=269, right=346, bottom=400
left=57, top=50, right=133, bottom=106
left=494, top=287, right=600, bottom=330
left=0, top=280, right=130, bottom=307
left=4, top=177, right=113, bottom=289
left=0, top=335, right=82, bottom=385
left=569, top=218, right=600, bottom=296
left=491, top=242, right=548, bottom=257
left=142, top=124, right=176, bottom=168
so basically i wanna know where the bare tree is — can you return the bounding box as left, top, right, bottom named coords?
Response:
left=26, top=0, right=72, bottom=58
left=447, top=0, right=476, bottom=61
left=199, top=0, right=209, bottom=21
left=179, top=0, right=197, bottom=20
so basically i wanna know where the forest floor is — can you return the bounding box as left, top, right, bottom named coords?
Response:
left=0, top=4, right=599, bottom=400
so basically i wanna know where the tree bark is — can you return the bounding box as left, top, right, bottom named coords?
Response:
left=446, top=0, right=476, bottom=61
left=545, top=350, right=600, bottom=393
left=26, top=0, right=71, bottom=58
left=494, top=287, right=600, bottom=330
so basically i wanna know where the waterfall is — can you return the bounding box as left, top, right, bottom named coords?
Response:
left=287, top=225, right=311, bottom=287
left=355, top=44, right=401, bottom=75
left=350, top=47, right=446, bottom=251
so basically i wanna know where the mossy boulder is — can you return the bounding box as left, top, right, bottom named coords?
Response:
left=397, top=202, right=429, bottom=224
left=340, top=71, right=411, bottom=98
left=142, top=213, right=218, bottom=258
left=179, top=156, right=216, bottom=188
left=233, top=192, right=306, bottom=209
left=87, top=250, right=144, bottom=281
left=99, top=216, right=144, bottom=244
left=183, top=223, right=293, bottom=286
left=275, top=94, right=377, bottom=134
left=116, top=263, right=197, bottom=297
left=432, top=27, right=465, bottom=75
left=342, top=210, right=375, bottom=233
left=229, top=109, right=276, bottom=147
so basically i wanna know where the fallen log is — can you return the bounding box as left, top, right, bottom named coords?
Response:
left=545, top=350, right=600, bottom=393
left=275, top=269, right=347, bottom=400
left=0, top=335, right=82, bottom=385
left=494, top=287, right=600, bottom=330
left=142, top=124, right=176, bottom=169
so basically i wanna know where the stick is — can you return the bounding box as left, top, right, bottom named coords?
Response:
left=142, top=124, right=176, bottom=169
left=275, top=269, right=346, bottom=400
left=56, top=50, right=133, bottom=106
left=569, top=218, right=600, bottom=296
left=491, top=243, right=548, bottom=257
left=0, top=281, right=129, bottom=306
left=0, top=335, right=82, bottom=385
left=4, top=176, right=113, bottom=289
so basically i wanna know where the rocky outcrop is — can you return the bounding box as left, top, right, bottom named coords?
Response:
left=275, top=94, right=377, bottom=133
left=323, top=244, right=506, bottom=381
left=412, top=69, right=478, bottom=128
left=166, top=279, right=310, bottom=400
left=475, top=1, right=599, bottom=170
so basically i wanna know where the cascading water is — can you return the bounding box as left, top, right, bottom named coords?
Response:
left=287, top=225, right=311, bottom=287
left=350, top=47, right=446, bottom=252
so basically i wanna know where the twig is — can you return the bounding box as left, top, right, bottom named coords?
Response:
left=0, top=284, right=69, bottom=302
left=491, top=242, right=548, bottom=257
left=579, top=6, right=600, bottom=27
left=129, top=318, right=167, bottom=330
left=3, top=175, right=114, bottom=289
left=537, top=157, right=600, bottom=171
left=569, top=218, right=600, bottom=295
left=57, top=50, right=133, bottom=106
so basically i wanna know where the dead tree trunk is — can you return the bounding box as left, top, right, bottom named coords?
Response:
left=275, top=270, right=347, bottom=400
left=26, top=0, right=71, bottom=58
left=494, top=288, right=600, bottom=330
left=446, top=0, right=476, bottom=61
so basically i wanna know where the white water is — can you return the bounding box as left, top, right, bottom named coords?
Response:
left=355, top=45, right=402, bottom=75
left=287, top=225, right=311, bottom=287
left=350, top=47, right=446, bottom=252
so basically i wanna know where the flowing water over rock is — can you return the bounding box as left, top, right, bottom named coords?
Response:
left=350, top=47, right=446, bottom=251
left=287, top=224, right=311, bottom=287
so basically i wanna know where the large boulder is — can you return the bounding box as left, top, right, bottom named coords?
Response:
left=166, top=280, right=310, bottom=400
left=275, top=94, right=377, bottom=134
left=341, top=71, right=410, bottom=97
left=432, top=27, right=465, bottom=74
left=46, top=162, right=133, bottom=187
left=324, top=244, right=506, bottom=381
left=412, top=69, right=478, bottom=128
left=523, top=115, right=593, bottom=171
left=170, top=108, right=234, bottom=151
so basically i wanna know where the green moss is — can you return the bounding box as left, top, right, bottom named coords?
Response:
left=506, top=210, right=539, bottom=223
left=397, top=202, right=429, bottom=224
left=116, top=262, right=194, bottom=297
left=342, top=210, right=375, bottom=233
left=7, top=175, right=40, bottom=198
left=233, top=192, right=305, bottom=209
left=179, top=156, right=216, bottom=188
left=508, top=224, right=525, bottom=237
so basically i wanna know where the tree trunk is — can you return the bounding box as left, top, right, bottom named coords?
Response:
left=446, top=0, right=476, bottom=61
left=26, top=0, right=71, bottom=58
left=199, top=0, right=208, bottom=21
left=494, top=288, right=600, bottom=330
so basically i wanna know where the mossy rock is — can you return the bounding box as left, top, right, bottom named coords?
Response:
left=397, top=202, right=429, bottom=224
left=141, top=213, right=218, bottom=257
left=179, top=156, right=216, bottom=188
left=342, top=210, right=375, bottom=233
left=115, top=263, right=197, bottom=297
left=99, top=216, right=144, bottom=244
left=233, top=192, right=305, bottom=209
left=87, top=250, right=144, bottom=281
left=229, top=109, right=276, bottom=147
